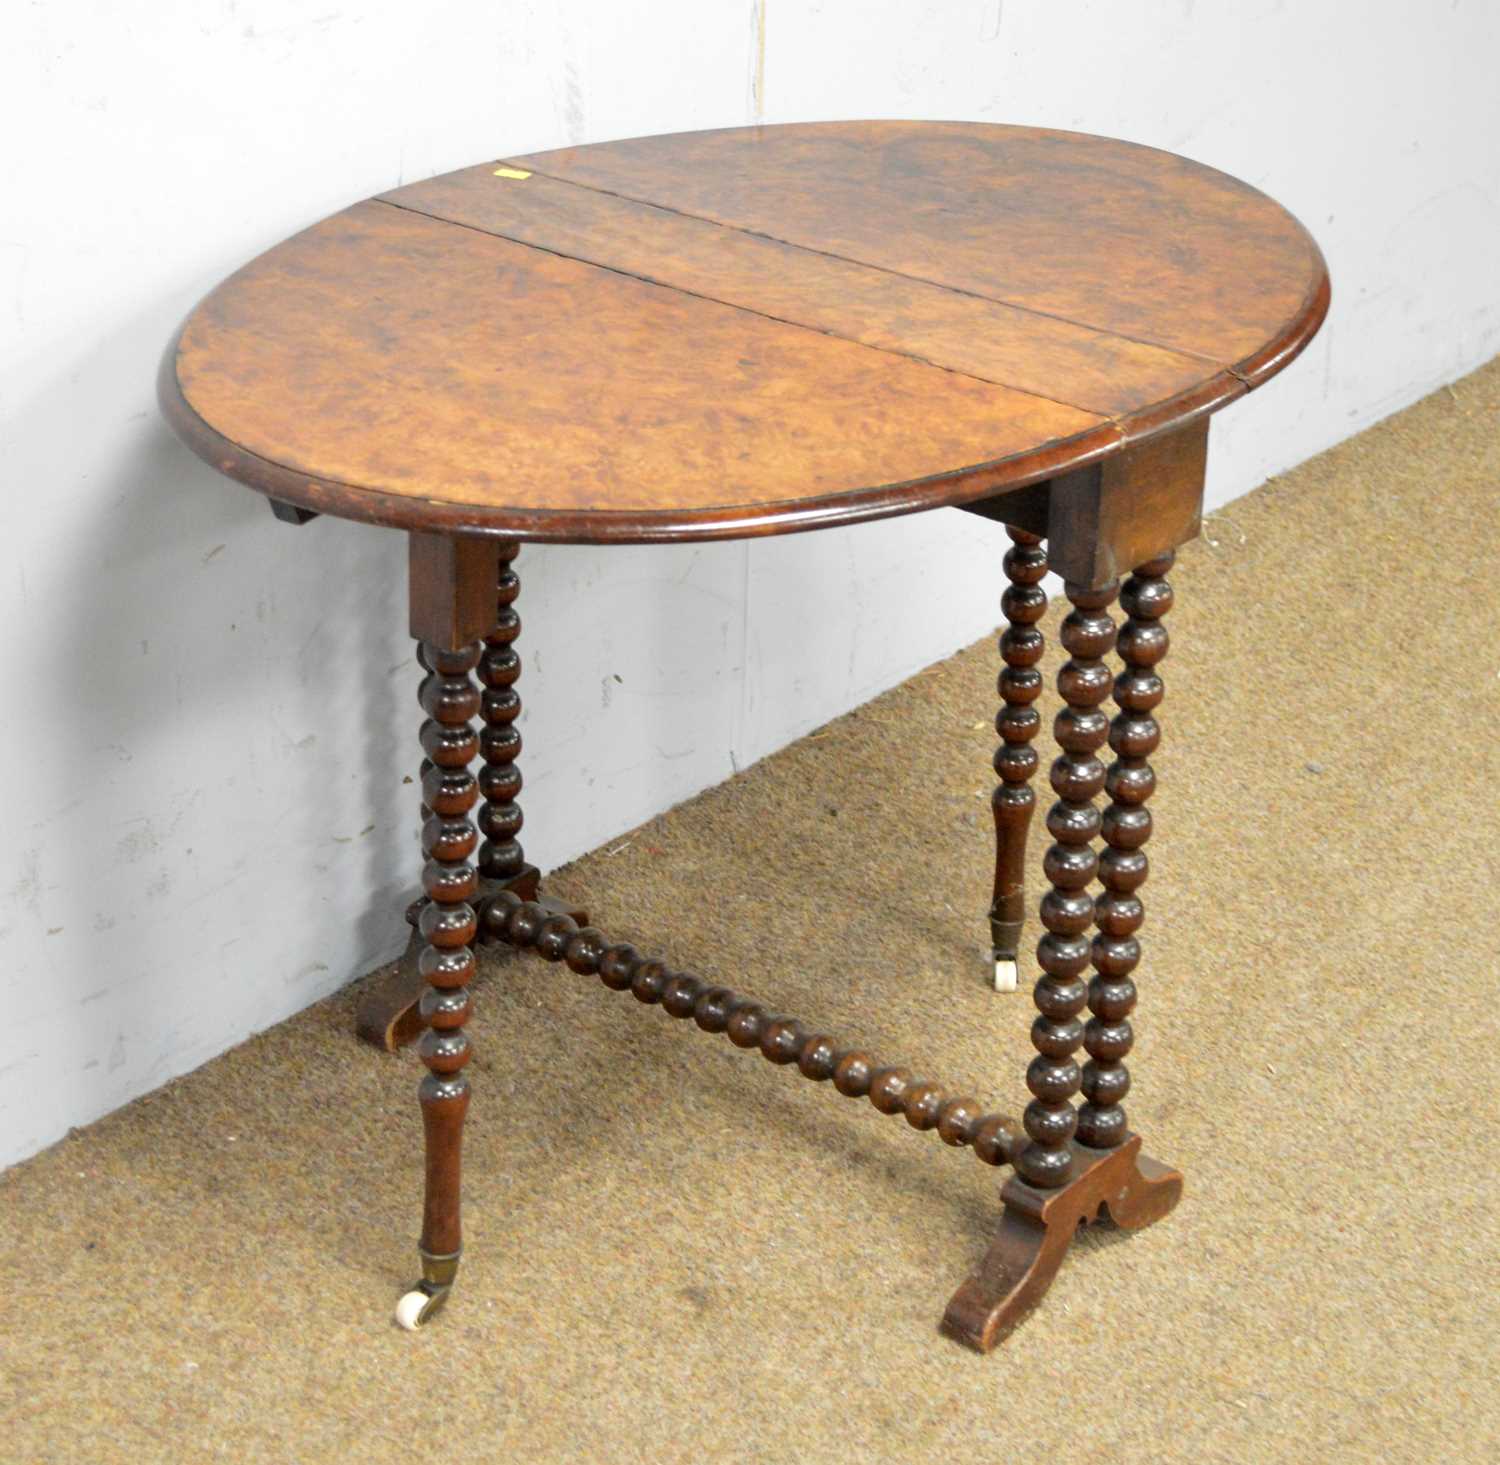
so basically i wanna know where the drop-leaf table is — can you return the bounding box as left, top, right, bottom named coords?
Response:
left=160, top=121, right=1328, bottom=1346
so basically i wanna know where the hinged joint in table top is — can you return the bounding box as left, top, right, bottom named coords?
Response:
left=160, top=121, right=1328, bottom=542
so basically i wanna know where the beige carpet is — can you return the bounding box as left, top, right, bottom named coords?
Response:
left=4, top=360, right=1498, bottom=1464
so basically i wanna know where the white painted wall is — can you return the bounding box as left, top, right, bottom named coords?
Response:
left=2, top=1, right=1496, bottom=1167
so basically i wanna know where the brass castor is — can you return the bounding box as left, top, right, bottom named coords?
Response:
left=394, top=1247, right=460, bottom=1331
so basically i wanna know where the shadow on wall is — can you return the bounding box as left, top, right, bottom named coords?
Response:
left=18, top=310, right=418, bottom=1141
left=3, top=290, right=1011, bottom=1167
left=11, top=298, right=758, bottom=1161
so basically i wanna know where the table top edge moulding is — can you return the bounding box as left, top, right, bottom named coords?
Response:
left=158, top=120, right=1329, bottom=545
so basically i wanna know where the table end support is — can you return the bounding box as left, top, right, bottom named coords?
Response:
left=941, top=1134, right=1182, bottom=1352
left=360, top=535, right=584, bottom=1052
left=354, top=866, right=582, bottom=1052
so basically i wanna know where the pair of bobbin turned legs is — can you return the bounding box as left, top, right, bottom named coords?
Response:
left=945, top=531, right=1182, bottom=1350
left=382, top=526, right=1183, bottom=1345
left=392, top=547, right=519, bottom=1327
left=988, top=532, right=1175, bottom=1174
left=394, top=542, right=586, bottom=1328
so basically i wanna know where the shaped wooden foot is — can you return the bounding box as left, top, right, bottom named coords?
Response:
left=356, top=925, right=430, bottom=1052
left=355, top=872, right=591, bottom=1052
left=942, top=1134, right=1181, bottom=1352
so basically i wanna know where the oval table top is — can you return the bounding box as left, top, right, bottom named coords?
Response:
left=160, top=121, right=1328, bottom=543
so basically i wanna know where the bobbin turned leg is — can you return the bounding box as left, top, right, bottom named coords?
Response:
left=1021, top=578, right=1118, bottom=1188
left=944, top=569, right=1182, bottom=1352
left=1078, top=552, right=1175, bottom=1149
left=395, top=635, right=482, bottom=1329
left=475, top=542, right=530, bottom=888
left=358, top=541, right=573, bottom=1052
left=989, top=528, right=1048, bottom=991
left=392, top=534, right=497, bottom=1330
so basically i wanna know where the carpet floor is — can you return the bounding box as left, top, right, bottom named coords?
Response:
left=3, top=360, right=1497, bottom=1464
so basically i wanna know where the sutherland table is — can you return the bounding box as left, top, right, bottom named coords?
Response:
left=159, top=121, right=1328, bottom=1347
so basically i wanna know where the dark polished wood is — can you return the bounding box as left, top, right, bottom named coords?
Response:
left=413, top=641, right=482, bottom=1262
left=1017, top=580, right=1119, bottom=1189
left=355, top=927, right=429, bottom=1053
left=1045, top=418, right=1208, bottom=588
left=358, top=543, right=582, bottom=1050
left=942, top=1134, right=1182, bottom=1352
left=478, top=542, right=527, bottom=883
left=505, top=123, right=1323, bottom=372
left=480, top=890, right=1028, bottom=1171
left=353, top=871, right=541, bottom=1052
left=155, top=119, right=1329, bottom=1347
left=158, top=122, right=1327, bottom=542
left=480, top=886, right=1181, bottom=1346
left=958, top=420, right=1207, bottom=599
left=409, top=533, right=502, bottom=652
left=989, top=528, right=1048, bottom=973
left=1078, top=554, right=1175, bottom=1148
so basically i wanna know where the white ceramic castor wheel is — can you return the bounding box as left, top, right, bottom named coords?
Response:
left=395, top=1287, right=440, bottom=1331
left=993, top=957, right=1019, bottom=993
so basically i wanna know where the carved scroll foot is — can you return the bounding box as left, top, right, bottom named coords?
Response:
left=354, top=867, right=590, bottom=1052
left=941, top=1134, right=1182, bottom=1352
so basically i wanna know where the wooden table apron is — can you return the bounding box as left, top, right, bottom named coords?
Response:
left=157, top=121, right=1329, bottom=1346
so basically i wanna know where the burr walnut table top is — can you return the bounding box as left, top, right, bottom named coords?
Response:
left=160, top=120, right=1328, bottom=543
